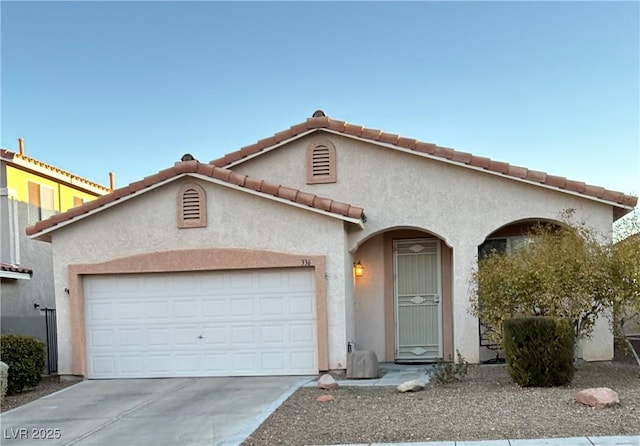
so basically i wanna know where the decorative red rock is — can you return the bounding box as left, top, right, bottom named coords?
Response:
left=575, top=387, right=620, bottom=409
left=317, top=373, right=339, bottom=390
left=316, top=395, right=334, bottom=403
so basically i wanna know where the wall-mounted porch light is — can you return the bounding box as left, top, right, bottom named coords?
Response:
left=353, top=261, right=365, bottom=277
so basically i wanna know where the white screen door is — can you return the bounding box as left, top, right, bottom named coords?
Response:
left=394, top=239, right=443, bottom=361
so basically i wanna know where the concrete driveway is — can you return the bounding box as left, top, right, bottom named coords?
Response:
left=0, top=376, right=310, bottom=446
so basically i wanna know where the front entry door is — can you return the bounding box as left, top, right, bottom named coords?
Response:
left=394, top=238, right=443, bottom=361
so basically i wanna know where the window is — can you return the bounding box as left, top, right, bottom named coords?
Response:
left=177, top=182, right=207, bottom=228
left=478, top=235, right=528, bottom=260
left=73, top=196, right=85, bottom=208
left=306, top=139, right=336, bottom=184
left=28, top=181, right=56, bottom=221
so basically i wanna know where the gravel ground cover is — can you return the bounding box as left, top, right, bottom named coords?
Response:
left=242, top=362, right=640, bottom=446
left=1, top=375, right=82, bottom=413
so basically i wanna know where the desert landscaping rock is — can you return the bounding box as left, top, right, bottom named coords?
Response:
left=575, top=387, right=620, bottom=409
left=317, top=373, right=339, bottom=390
left=397, top=379, right=426, bottom=393
left=316, top=394, right=335, bottom=403
left=243, top=362, right=640, bottom=445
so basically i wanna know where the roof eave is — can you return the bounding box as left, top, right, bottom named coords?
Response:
left=0, top=271, right=32, bottom=280
left=28, top=172, right=364, bottom=240
left=320, top=129, right=638, bottom=213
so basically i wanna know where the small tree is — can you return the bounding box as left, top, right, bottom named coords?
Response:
left=470, top=209, right=640, bottom=347
left=611, top=209, right=640, bottom=336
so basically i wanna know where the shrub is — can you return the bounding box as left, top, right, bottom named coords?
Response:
left=470, top=209, right=640, bottom=347
left=503, top=317, right=575, bottom=387
left=432, top=350, right=469, bottom=385
left=0, top=334, right=46, bottom=395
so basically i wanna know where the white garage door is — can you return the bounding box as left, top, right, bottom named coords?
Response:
left=84, top=268, right=317, bottom=378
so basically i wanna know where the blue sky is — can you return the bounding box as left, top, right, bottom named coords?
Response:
left=1, top=1, right=639, bottom=197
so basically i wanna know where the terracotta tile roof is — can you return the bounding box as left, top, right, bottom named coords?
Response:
left=209, top=112, right=637, bottom=209
left=0, top=262, right=33, bottom=275
left=26, top=161, right=365, bottom=237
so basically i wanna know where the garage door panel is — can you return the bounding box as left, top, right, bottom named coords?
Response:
left=174, top=327, right=201, bottom=346
left=117, top=301, right=144, bottom=320
left=291, top=351, right=315, bottom=371
left=118, top=328, right=145, bottom=347
left=147, top=328, right=171, bottom=346
left=290, top=323, right=315, bottom=344
left=202, top=299, right=227, bottom=318
left=230, top=272, right=254, bottom=288
left=147, top=301, right=171, bottom=320
left=231, top=299, right=255, bottom=317
left=173, top=299, right=199, bottom=318
left=202, top=353, right=229, bottom=372
left=202, top=326, right=228, bottom=345
left=289, top=295, right=315, bottom=316
left=91, top=356, right=116, bottom=376
left=260, top=297, right=285, bottom=316
left=89, top=329, right=115, bottom=348
left=87, top=302, right=115, bottom=322
left=230, top=325, right=255, bottom=344
left=147, top=355, right=173, bottom=373
left=260, top=325, right=285, bottom=344
left=84, top=269, right=317, bottom=378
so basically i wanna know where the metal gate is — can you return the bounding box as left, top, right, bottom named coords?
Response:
left=41, top=308, right=58, bottom=374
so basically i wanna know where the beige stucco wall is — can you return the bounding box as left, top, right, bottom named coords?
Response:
left=50, top=177, right=353, bottom=375
left=233, top=131, right=616, bottom=362
left=352, top=233, right=386, bottom=359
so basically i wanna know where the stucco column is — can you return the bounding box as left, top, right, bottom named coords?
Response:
left=451, top=237, right=485, bottom=364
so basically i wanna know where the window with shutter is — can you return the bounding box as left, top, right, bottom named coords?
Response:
left=306, top=139, right=336, bottom=184
left=177, top=183, right=207, bottom=228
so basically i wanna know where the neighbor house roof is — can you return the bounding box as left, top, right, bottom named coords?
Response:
left=210, top=111, right=637, bottom=212
left=1, top=149, right=111, bottom=195
left=26, top=160, right=365, bottom=239
left=0, top=262, right=33, bottom=280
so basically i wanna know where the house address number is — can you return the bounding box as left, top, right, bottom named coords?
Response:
left=301, top=258, right=312, bottom=266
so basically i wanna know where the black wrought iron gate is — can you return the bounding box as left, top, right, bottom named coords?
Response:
left=41, top=308, right=58, bottom=374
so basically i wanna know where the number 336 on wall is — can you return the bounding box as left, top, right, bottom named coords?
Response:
left=300, top=259, right=312, bottom=266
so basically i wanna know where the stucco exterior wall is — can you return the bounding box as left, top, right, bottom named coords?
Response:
left=50, top=178, right=353, bottom=374
left=352, top=233, right=385, bottom=359
left=1, top=201, right=55, bottom=343
left=233, top=132, right=616, bottom=362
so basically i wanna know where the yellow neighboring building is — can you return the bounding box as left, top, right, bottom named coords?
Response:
left=1, top=138, right=111, bottom=372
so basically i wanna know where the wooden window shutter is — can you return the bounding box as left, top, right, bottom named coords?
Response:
left=177, top=182, right=207, bottom=228
left=306, top=139, right=336, bottom=184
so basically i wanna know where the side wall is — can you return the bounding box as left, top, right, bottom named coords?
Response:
left=1, top=201, right=55, bottom=343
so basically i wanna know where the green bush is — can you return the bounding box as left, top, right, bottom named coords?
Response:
left=432, top=350, right=469, bottom=385
left=503, top=317, right=575, bottom=387
left=0, top=334, right=46, bottom=395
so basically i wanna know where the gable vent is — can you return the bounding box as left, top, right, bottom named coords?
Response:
left=312, top=146, right=331, bottom=177
left=177, top=182, right=207, bottom=228
left=182, top=189, right=201, bottom=220
left=306, top=139, right=336, bottom=184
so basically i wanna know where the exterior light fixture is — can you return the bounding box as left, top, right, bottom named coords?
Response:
left=353, top=261, right=365, bottom=277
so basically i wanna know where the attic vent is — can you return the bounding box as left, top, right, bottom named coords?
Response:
left=306, top=139, right=336, bottom=184
left=182, top=189, right=200, bottom=219
left=177, top=182, right=207, bottom=228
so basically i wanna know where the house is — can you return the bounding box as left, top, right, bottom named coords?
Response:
left=26, top=111, right=637, bottom=379
left=1, top=139, right=111, bottom=365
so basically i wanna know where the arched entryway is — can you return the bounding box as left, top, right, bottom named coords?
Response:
left=477, top=218, right=561, bottom=363
left=351, top=227, right=453, bottom=363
